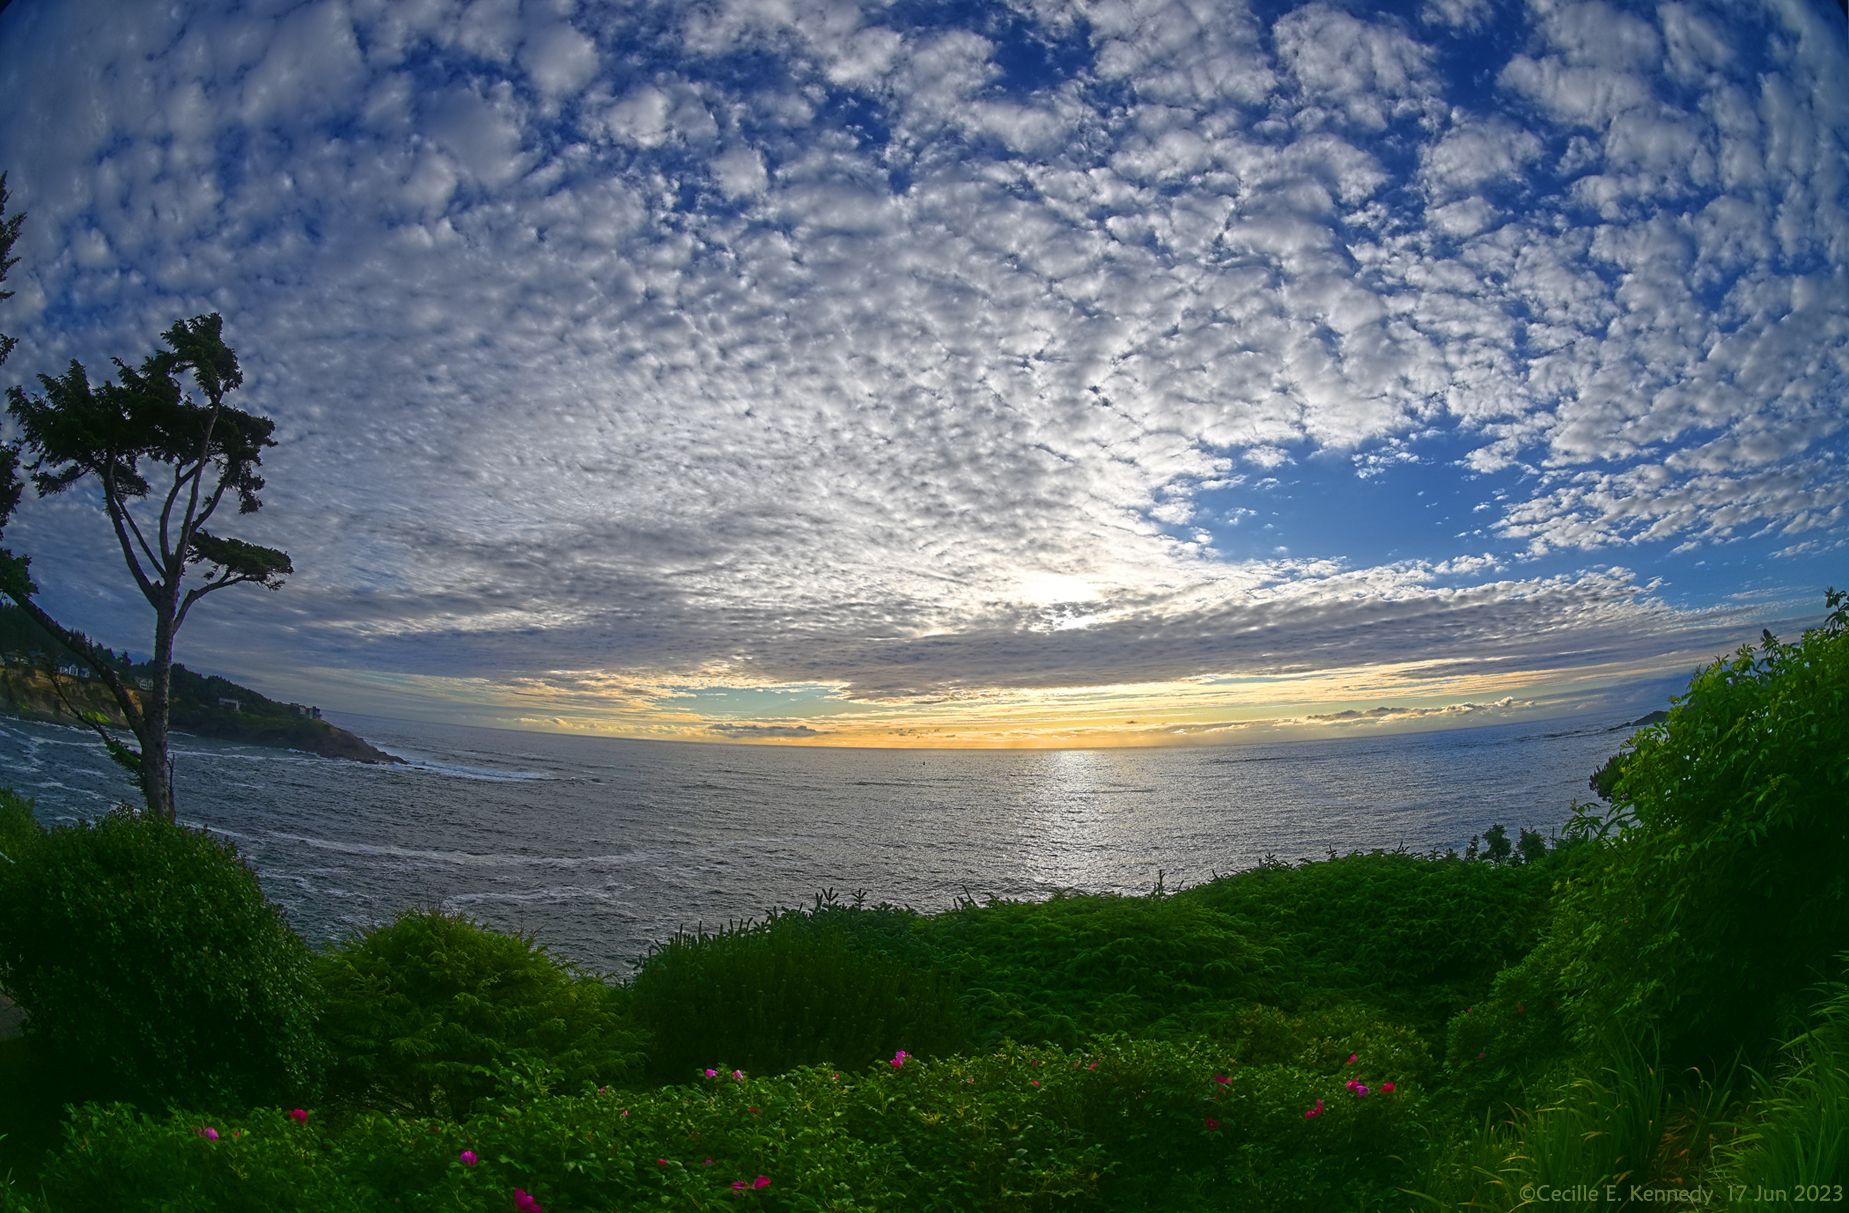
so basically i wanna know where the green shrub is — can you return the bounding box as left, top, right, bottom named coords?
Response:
left=1179, top=848, right=1559, bottom=1035
left=920, top=891, right=1273, bottom=1048
left=25, top=1040, right=1439, bottom=1212
left=317, top=910, right=648, bottom=1117
left=0, top=807, right=324, bottom=1110
left=1548, top=590, right=1849, bottom=1067
left=631, top=901, right=969, bottom=1081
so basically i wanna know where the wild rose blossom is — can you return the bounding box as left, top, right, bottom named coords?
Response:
left=460, top=1150, right=479, bottom=1168
left=288, top=1108, right=308, bottom=1126
left=513, top=1189, right=544, bottom=1213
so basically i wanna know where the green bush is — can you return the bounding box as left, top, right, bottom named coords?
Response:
left=1548, top=590, right=1849, bottom=1067
left=25, top=1041, right=1439, bottom=1212
left=0, top=807, right=324, bottom=1110
left=631, top=901, right=969, bottom=1081
left=920, top=891, right=1273, bottom=1048
left=1179, top=848, right=1560, bottom=1035
left=317, top=910, right=648, bottom=1117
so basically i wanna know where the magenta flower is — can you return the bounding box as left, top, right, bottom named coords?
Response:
left=1381, top=1081, right=1396, bottom=1094
left=890, top=1049, right=909, bottom=1068
left=1030, top=1079, right=1041, bottom=1087
left=704, top=1068, right=718, bottom=1078
left=732, top=1069, right=745, bottom=1081
left=732, top=1180, right=748, bottom=1191
left=1346, top=1053, right=1357, bottom=1065
left=1354, top=1084, right=1370, bottom=1098
left=1213, top=1073, right=1230, bottom=1085
left=288, top=1108, right=308, bottom=1126
left=460, top=1150, right=479, bottom=1168
left=1204, top=1118, right=1221, bottom=1131
left=197, top=1126, right=219, bottom=1141
left=656, top=1158, right=667, bottom=1166
left=1304, top=1098, right=1324, bottom=1119
left=513, top=1189, right=544, bottom=1213
left=753, top=1176, right=772, bottom=1190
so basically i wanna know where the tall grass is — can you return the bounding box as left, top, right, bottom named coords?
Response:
left=1711, top=979, right=1849, bottom=1202
left=1408, top=1034, right=1750, bottom=1209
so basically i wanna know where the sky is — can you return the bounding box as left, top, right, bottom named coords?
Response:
left=0, top=0, right=1843, bottom=749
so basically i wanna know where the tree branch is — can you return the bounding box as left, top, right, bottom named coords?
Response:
left=45, top=664, right=143, bottom=777
left=171, top=397, right=224, bottom=585
left=157, top=458, right=206, bottom=567
left=99, top=471, right=159, bottom=604
left=175, top=570, right=259, bottom=628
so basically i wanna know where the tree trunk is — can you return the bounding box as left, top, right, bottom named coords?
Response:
left=141, top=603, right=177, bottom=821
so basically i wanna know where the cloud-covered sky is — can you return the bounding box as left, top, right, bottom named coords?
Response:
left=0, top=0, right=1843, bottom=747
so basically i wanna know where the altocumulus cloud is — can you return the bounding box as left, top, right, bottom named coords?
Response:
left=0, top=0, right=1842, bottom=736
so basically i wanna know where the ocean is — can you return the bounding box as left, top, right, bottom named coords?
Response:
left=0, top=711, right=1638, bottom=975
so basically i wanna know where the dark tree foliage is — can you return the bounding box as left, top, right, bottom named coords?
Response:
left=0, top=179, right=290, bottom=819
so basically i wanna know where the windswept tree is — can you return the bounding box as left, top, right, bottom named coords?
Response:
left=0, top=179, right=291, bottom=820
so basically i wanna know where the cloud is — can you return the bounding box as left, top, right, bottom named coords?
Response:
left=707, top=723, right=824, bottom=739
left=1307, top=696, right=1530, bottom=723
left=0, top=0, right=1841, bottom=735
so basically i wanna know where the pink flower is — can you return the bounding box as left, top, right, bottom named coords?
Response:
left=1347, top=1053, right=1357, bottom=1065
left=732, top=1181, right=748, bottom=1191
left=460, top=1150, right=479, bottom=1168
left=1345, top=1079, right=1359, bottom=1092
left=621, top=1108, right=629, bottom=1117
left=288, top=1108, right=308, bottom=1126
left=656, top=1158, right=667, bottom=1166
left=1204, top=1118, right=1221, bottom=1131
left=704, top=1068, right=718, bottom=1078
left=753, top=1176, right=771, bottom=1190
left=1213, top=1073, right=1230, bottom=1085
left=890, top=1049, right=909, bottom=1068
left=514, top=1189, right=544, bottom=1213
left=1304, top=1098, right=1324, bottom=1119
left=732, top=1069, right=744, bottom=1082
left=1381, top=1081, right=1395, bottom=1094
left=197, top=1126, right=219, bottom=1141
left=1354, top=1084, right=1370, bottom=1098
left=1087, top=1062, right=1098, bottom=1071
left=1030, top=1079, right=1040, bottom=1087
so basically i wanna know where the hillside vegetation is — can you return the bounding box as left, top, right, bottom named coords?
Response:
left=0, top=591, right=1842, bottom=1211
left=0, top=603, right=399, bottom=764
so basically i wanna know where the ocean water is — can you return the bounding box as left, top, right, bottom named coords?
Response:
left=0, top=711, right=1638, bottom=975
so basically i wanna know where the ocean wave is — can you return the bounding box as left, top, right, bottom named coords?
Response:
left=375, top=751, right=558, bottom=782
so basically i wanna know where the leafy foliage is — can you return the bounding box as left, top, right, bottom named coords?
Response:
left=1546, top=590, right=1849, bottom=1067
left=920, top=890, right=1274, bottom=1047
left=23, top=1040, right=1431, bottom=1213
left=316, top=911, right=648, bottom=1118
left=631, top=899, right=970, bottom=1081
left=1178, top=848, right=1561, bottom=1036
left=0, top=809, right=325, bottom=1111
